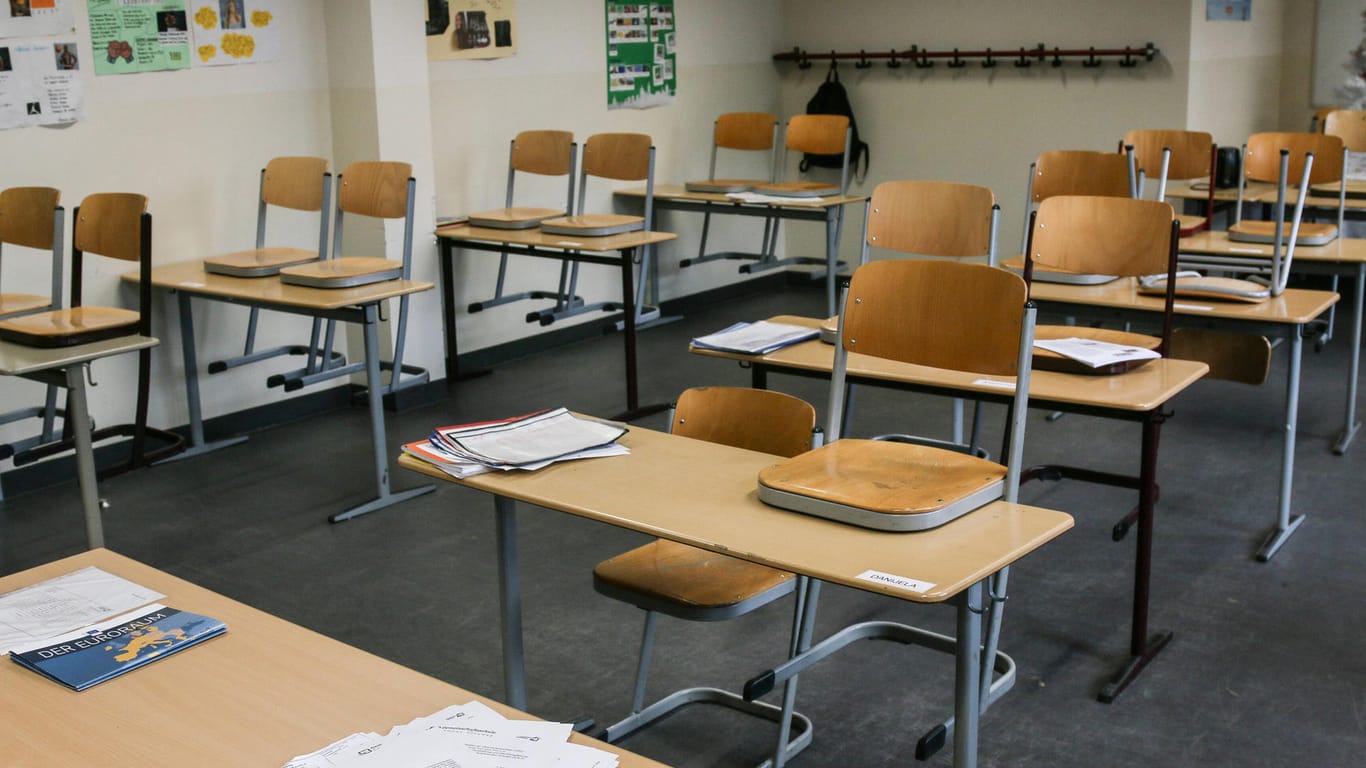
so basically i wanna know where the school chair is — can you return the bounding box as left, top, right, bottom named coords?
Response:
left=593, top=386, right=820, bottom=765
left=751, top=114, right=851, bottom=199
left=1312, top=105, right=1341, bottom=132
left=680, top=112, right=781, bottom=269
left=1123, top=129, right=1217, bottom=234
left=1323, top=109, right=1366, bottom=152
left=1015, top=149, right=1133, bottom=278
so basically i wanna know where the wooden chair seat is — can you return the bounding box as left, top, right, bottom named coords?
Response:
left=1000, top=254, right=1120, bottom=285
left=759, top=439, right=1007, bottom=531
left=0, top=293, right=51, bottom=317
left=1228, top=220, right=1338, bottom=246
left=278, top=256, right=402, bottom=288
left=203, top=246, right=321, bottom=277
left=749, top=180, right=840, bottom=198
left=539, top=213, right=643, bottom=237
left=0, top=306, right=140, bottom=348
left=467, top=206, right=565, bottom=230
left=1177, top=213, right=1207, bottom=236
left=594, top=539, right=795, bottom=618
left=1032, top=324, right=1161, bottom=375
left=1137, top=274, right=1269, bottom=303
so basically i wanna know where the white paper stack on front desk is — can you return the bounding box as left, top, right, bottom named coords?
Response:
left=403, top=407, right=629, bottom=479
left=282, top=700, right=620, bottom=768
left=691, top=320, right=819, bottom=355
left=1033, top=337, right=1161, bottom=369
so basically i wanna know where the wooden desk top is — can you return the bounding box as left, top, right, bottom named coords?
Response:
left=1258, top=184, right=1366, bottom=211
left=400, top=427, right=1073, bottom=604
left=435, top=222, right=676, bottom=251
left=693, top=316, right=1207, bottom=413
left=1163, top=180, right=1265, bottom=202
left=614, top=184, right=867, bottom=208
left=0, top=550, right=666, bottom=768
left=0, top=335, right=158, bottom=376
left=1029, top=276, right=1338, bottom=325
left=1180, top=231, right=1366, bottom=265
left=121, top=261, right=433, bottom=311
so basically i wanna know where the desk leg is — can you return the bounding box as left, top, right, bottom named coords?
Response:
left=329, top=304, right=435, bottom=523
left=954, top=581, right=984, bottom=768
left=1333, top=264, right=1364, bottom=455
left=66, top=363, right=103, bottom=550
left=1258, top=328, right=1306, bottom=561
left=156, top=292, right=249, bottom=464
left=438, top=238, right=492, bottom=385
left=496, top=495, right=528, bottom=711
left=610, top=247, right=667, bottom=422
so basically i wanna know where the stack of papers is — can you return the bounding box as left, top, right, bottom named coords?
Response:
left=1033, top=337, right=1160, bottom=369
left=282, top=701, right=620, bottom=768
left=403, top=408, right=629, bottom=479
left=726, top=191, right=827, bottom=204
left=0, top=566, right=165, bottom=651
left=691, top=321, right=819, bottom=354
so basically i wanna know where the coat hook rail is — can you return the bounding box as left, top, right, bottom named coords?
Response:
left=774, top=42, right=1159, bottom=69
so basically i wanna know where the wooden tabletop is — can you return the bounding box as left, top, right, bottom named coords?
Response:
left=1163, top=180, right=1270, bottom=202
left=0, top=335, right=158, bottom=377
left=121, top=261, right=433, bottom=311
left=435, top=222, right=676, bottom=252
left=1181, top=231, right=1366, bottom=265
left=0, top=550, right=668, bottom=768
left=614, top=184, right=867, bottom=208
left=1028, top=276, right=1338, bottom=325
left=693, top=316, right=1208, bottom=413
left=399, top=426, right=1073, bottom=604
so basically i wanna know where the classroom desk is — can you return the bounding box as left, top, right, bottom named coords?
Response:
left=1028, top=279, right=1339, bottom=561
left=399, top=427, right=1074, bottom=768
left=1179, top=231, right=1366, bottom=453
left=435, top=224, right=677, bottom=421
left=0, top=336, right=158, bottom=549
left=0, top=549, right=666, bottom=768
left=614, top=186, right=867, bottom=317
left=691, top=315, right=1208, bottom=702
left=122, top=262, right=435, bottom=522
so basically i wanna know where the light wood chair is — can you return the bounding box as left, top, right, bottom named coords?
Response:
left=750, top=114, right=851, bottom=199
left=1011, top=149, right=1133, bottom=283
left=593, top=386, right=820, bottom=764
left=1123, top=129, right=1217, bottom=235
left=680, top=112, right=782, bottom=270
left=465, top=130, right=580, bottom=313
left=1312, top=105, right=1342, bottom=132
left=0, top=186, right=66, bottom=459
left=201, top=157, right=338, bottom=378
left=1, top=192, right=184, bottom=474
left=1323, top=109, right=1366, bottom=151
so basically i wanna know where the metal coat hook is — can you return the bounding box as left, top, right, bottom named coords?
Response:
left=828, top=52, right=837, bottom=74
left=1051, top=47, right=1063, bottom=67
left=792, top=46, right=811, bottom=70
left=913, top=45, right=933, bottom=68
left=948, top=48, right=966, bottom=68
left=1083, top=46, right=1101, bottom=68
left=855, top=49, right=872, bottom=69
left=981, top=47, right=996, bottom=68
left=886, top=48, right=902, bottom=68
left=1014, top=47, right=1031, bottom=68
left=1119, top=47, right=1138, bottom=68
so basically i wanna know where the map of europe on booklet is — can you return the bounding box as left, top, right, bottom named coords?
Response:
left=9, top=604, right=226, bottom=691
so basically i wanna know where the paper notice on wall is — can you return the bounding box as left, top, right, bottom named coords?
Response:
left=0, top=38, right=83, bottom=128
left=87, top=0, right=191, bottom=75
left=0, top=0, right=76, bottom=39
left=426, top=0, right=517, bottom=61
left=188, top=0, right=278, bottom=66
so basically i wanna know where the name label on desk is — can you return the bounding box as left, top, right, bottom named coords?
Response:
left=972, top=378, right=1015, bottom=391
left=857, top=569, right=936, bottom=594
left=1173, top=303, right=1213, bottom=312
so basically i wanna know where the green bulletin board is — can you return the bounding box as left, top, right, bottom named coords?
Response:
left=605, top=1, right=674, bottom=110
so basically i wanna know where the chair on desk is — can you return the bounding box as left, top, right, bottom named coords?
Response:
left=275, top=161, right=427, bottom=394
left=680, top=111, right=781, bottom=269
left=538, top=132, right=658, bottom=326
left=465, top=130, right=579, bottom=313
left=0, top=193, right=183, bottom=474
left=593, top=386, right=820, bottom=764
left=1123, top=129, right=1217, bottom=235
left=1006, top=149, right=1133, bottom=283
left=0, top=187, right=66, bottom=460
left=201, top=156, right=339, bottom=377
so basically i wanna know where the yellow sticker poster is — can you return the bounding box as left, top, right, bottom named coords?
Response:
left=426, top=0, right=516, bottom=61
left=188, top=0, right=278, bottom=66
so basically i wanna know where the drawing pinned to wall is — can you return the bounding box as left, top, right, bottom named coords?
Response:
left=426, top=0, right=517, bottom=61
left=605, top=1, right=674, bottom=110
left=0, top=39, right=84, bottom=128
left=1207, top=0, right=1252, bottom=21
left=188, top=0, right=278, bottom=66
left=87, top=0, right=190, bottom=74
left=0, top=0, right=74, bottom=38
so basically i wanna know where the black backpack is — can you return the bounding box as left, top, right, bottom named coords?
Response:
left=798, top=68, right=870, bottom=183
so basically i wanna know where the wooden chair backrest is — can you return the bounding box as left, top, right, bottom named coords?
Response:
left=1324, top=110, right=1366, bottom=152
left=0, top=186, right=61, bottom=250
left=673, top=386, right=815, bottom=458
left=1171, top=328, right=1270, bottom=385
left=1032, top=150, right=1130, bottom=202
left=338, top=161, right=412, bottom=219
left=865, top=180, right=994, bottom=258
left=261, top=157, right=329, bottom=212
left=74, top=193, right=147, bottom=262
left=1124, top=129, right=1214, bottom=181
left=785, top=114, right=849, bottom=155
left=1314, top=105, right=1340, bottom=132
left=582, top=133, right=653, bottom=181
left=714, top=112, right=776, bottom=151
left=1244, top=132, right=1344, bottom=185
left=1029, top=195, right=1175, bottom=277
left=511, top=130, right=575, bottom=176
left=841, top=259, right=1027, bottom=376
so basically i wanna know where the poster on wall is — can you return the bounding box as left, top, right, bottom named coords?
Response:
left=426, top=0, right=516, bottom=60
left=0, top=0, right=76, bottom=38
left=1206, top=0, right=1251, bottom=21
left=605, top=1, right=674, bottom=110
left=0, top=38, right=83, bottom=128
left=86, top=0, right=190, bottom=75
left=187, top=0, right=279, bottom=66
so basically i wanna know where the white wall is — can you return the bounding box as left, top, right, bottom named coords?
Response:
left=1187, top=0, right=1288, bottom=146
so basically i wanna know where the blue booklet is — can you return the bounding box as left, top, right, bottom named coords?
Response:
left=9, top=603, right=226, bottom=691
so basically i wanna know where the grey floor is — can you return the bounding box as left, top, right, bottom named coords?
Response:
left=3, top=277, right=1365, bottom=768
